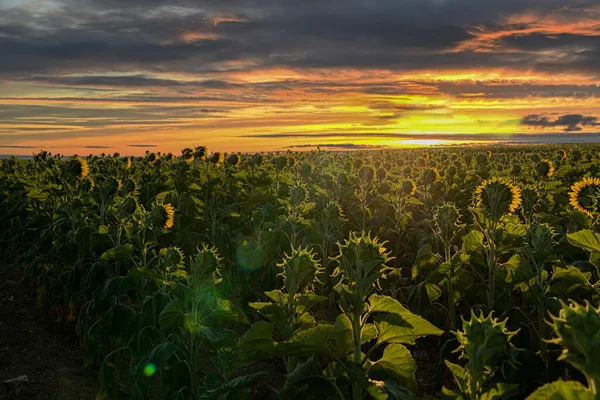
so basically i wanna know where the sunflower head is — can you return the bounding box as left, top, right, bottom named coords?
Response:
left=559, top=149, right=567, bottom=160
left=252, top=154, right=263, bottom=166
left=289, top=182, right=308, bottom=206
left=69, top=157, right=89, bottom=179
left=423, top=152, right=430, bottom=160
left=194, top=146, right=208, bottom=160
left=359, top=165, right=374, bottom=183
left=487, top=150, right=493, bottom=158
left=209, top=152, right=224, bottom=166
left=537, top=159, right=555, bottom=178
left=569, top=177, right=600, bottom=217
left=126, top=156, right=132, bottom=169
left=400, top=179, right=417, bottom=196
left=149, top=203, right=175, bottom=229
left=423, top=167, right=440, bottom=185
left=146, top=152, right=157, bottom=163
left=474, top=177, right=522, bottom=221
left=226, top=153, right=240, bottom=167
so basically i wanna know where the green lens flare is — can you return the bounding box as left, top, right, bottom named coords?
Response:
left=143, top=363, right=157, bottom=377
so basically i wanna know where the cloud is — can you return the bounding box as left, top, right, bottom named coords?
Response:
left=521, top=113, right=600, bottom=131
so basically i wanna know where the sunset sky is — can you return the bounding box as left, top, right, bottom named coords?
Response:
left=1, top=0, right=600, bottom=154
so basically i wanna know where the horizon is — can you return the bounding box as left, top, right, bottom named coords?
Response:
left=1, top=0, right=600, bottom=154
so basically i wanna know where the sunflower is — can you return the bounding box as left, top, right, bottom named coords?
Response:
left=423, top=152, right=430, bottom=160
left=537, top=159, right=555, bottom=178
left=422, top=167, right=440, bottom=186
left=400, top=179, right=417, bottom=196
left=164, top=203, right=175, bottom=229
left=149, top=203, right=175, bottom=229
left=487, top=150, right=492, bottom=158
left=559, top=149, right=567, bottom=160
left=126, top=156, right=132, bottom=169
left=74, top=157, right=89, bottom=179
left=474, top=177, right=522, bottom=220
left=569, top=177, right=600, bottom=217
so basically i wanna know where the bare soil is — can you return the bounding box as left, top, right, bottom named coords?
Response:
left=0, top=263, right=96, bottom=399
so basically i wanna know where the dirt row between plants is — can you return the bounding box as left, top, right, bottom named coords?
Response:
left=0, top=262, right=96, bottom=399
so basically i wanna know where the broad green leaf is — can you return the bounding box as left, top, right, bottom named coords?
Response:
left=333, top=314, right=353, bottom=355
left=444, top=360, right=468, bottom=393
left=411, top=244, right=440, bottom=281
left=99, top=244, right=134, bottom=261
left=567, top=230, right=600, bottom=253
left=159, top=300, right=185, bottom=333
left=97, top=359, right=117, bottom=400
left=525, top=380, right=594, bottom=400
left=480, top=383, right=520, bottom=400
left=273, top=324, right=335, bottom=357
left=238, top=322, right=275, bottom=361
left=368, top=344, right=416, bottom=389
left=375, top=312, right=443, bottom=345
left=96, top=276, right=136, bottom=299
left=200, top=371, right=267, bottom=399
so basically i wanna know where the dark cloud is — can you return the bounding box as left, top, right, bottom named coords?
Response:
left=0, top=0, right=598, bottom=77
left=521, top=113, right=600, bottom=131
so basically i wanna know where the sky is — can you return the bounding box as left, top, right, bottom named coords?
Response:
left=1, top=0, right=600, bottom=154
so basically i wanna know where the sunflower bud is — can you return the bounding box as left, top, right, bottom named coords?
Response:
left=333, top=233, right=392, bottom=306
left=160, top=246, right=184, bottom=270
left=190, top=245, right=223, bottom=286
left=548, top=301, right=600, bottom=393
left=278, top=246, right=321, bottom=296
left=434, top=202, right=461, bottom=243
left=454, top=311, right=520, bottom=375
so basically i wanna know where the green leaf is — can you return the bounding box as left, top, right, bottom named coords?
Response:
left=273, top=324, right=335, bottom=357
left=368, top=344, right=416, bottom=389
left=567, top=230, right=600, bottom=253
left=96, top=276, right=136, bottom=299
left=375, top=312, right=443, bottom=345
left=159, top=300, right=185, bottom=334
left=444, top=360, right=468, bottom=394
left=333, top=314, right=353, bottom=355
left=369, top=295, right=443, bottom=344
left=480, top=383, right=520, bottom=400
left=412, top=244, right=440, bottom=281
left=495, top=254, right=534, bottom=288
left=200, top=371, right=267, bottom=399
left=382, top=379, right=415, bottom=400
left=525, top=380, right=594, bottom=400
left=238, top=322, right=275, bottom=361
left=99, top=244, right=134, bottom=261
left=97, top=359, right=117, bottom=399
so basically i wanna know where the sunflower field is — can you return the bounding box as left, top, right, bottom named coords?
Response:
left=1, top=145, right=600, bottom=400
